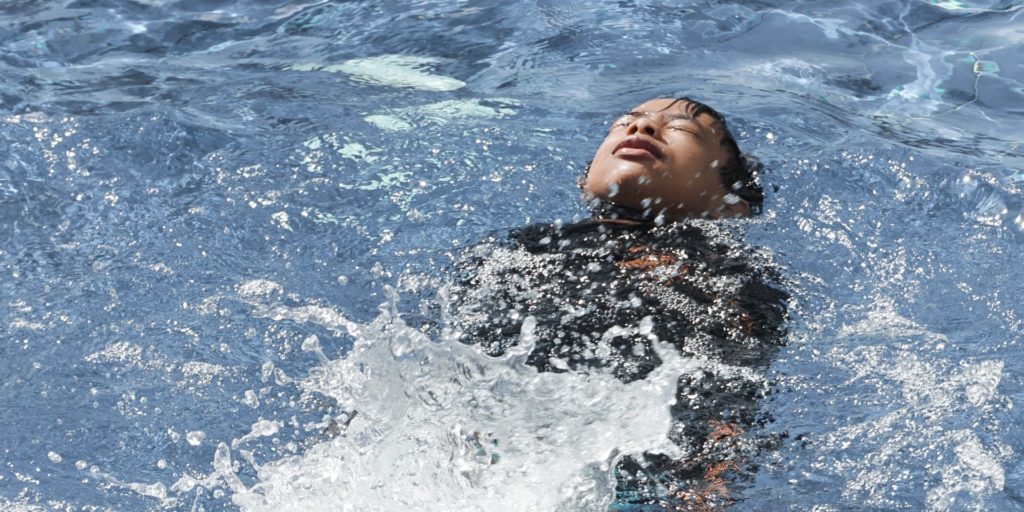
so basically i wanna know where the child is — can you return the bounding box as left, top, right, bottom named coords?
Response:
left=449, top=97, right=788, bottom=509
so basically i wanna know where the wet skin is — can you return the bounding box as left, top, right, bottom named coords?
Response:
left=584, top=98, right=749, bottom=219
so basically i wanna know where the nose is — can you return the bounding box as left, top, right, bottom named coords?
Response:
left=627, top=115, right=657, bottom=137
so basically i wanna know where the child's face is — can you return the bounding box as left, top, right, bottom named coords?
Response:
left=584, top=98, right=748, bottom=219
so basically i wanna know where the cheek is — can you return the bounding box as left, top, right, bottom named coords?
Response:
left=671, top=147, right=718, bottom=179
left=659, top=158, right=723, bottom=197
left=593, top=139, right=616, bottom=160
left=587, top=143, right=616, bottom=175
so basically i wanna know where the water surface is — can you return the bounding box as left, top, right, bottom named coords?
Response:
left=1, top=0, right=1023, bottom=510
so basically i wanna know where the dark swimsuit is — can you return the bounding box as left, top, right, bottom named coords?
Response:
left=447, top=204, right=788, bottom=509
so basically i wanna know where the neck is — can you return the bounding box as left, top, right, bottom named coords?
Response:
left=588, top=199, right=652, bottom=224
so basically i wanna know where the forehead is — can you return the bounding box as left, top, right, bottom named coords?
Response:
left=631, top=98, right=686, bottom=113
left=627, top=98, right=720, bottom=131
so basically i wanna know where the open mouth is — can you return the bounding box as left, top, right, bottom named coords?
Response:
left=613, top=137, right=663, bottom=159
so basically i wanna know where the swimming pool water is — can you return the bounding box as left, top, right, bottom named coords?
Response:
left=1, top=0, right=1023, bottom=510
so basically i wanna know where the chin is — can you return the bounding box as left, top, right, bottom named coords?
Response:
left=610, top=164, right=654, bottom=187
left=587, top=162, right=653, bottom=201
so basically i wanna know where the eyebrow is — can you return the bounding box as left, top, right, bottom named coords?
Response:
left=622, top=111, right=696, bottom=122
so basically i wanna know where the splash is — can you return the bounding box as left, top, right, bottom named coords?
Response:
left=227, top=287, right=697, bottom=511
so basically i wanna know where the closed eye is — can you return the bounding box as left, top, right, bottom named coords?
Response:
left=667, top=124, right=700, bottom=137
left=608, top=117, right=634, bottom=132
left=612, top=116, right=635, bottom=126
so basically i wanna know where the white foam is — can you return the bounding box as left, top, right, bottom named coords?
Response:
left=236, top=279, right=284, bottom=300
left=290, top=55, right=464, bottom=91
left=107, top=285, right=705, bottom=509
left=333, top=55, right=465, bottom=91
left=364, top=98, right=520, bottom=132
left=226, top=290, right=696, bottom=511
left=789, top=302, right=1012, bottom=508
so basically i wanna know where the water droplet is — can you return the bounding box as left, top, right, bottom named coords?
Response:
left=271, top=211, right=292, bottom=231
left=260, top=361, right=275, bottom=383
left=186, top=431, right=206, bottom=446
left=241, top=389, right=260, bottom=408
left=273, top=368, right=292, bottom=385
left=302, top=335, right=330, bottom=364
left=47, top=451, right=62, bottom=463
left=251, top=419, right=281, bottom=437
left=301, top=335, right=320, bottom=352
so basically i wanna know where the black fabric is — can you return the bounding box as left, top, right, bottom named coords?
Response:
left=447, top=214, right=788, bottom=508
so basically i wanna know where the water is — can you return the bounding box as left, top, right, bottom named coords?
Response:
left=1, top=0, right=1023, bottom=510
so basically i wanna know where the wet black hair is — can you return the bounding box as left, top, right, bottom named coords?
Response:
left=585, top=97, right=765, bottom=216
left=662, top=97, right=764, bottom=214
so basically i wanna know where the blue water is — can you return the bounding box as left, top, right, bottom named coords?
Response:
left=2, top=0, right=1023, bottom=510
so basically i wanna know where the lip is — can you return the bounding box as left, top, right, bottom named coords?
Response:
left=613, top=136, right=663, bottom=160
